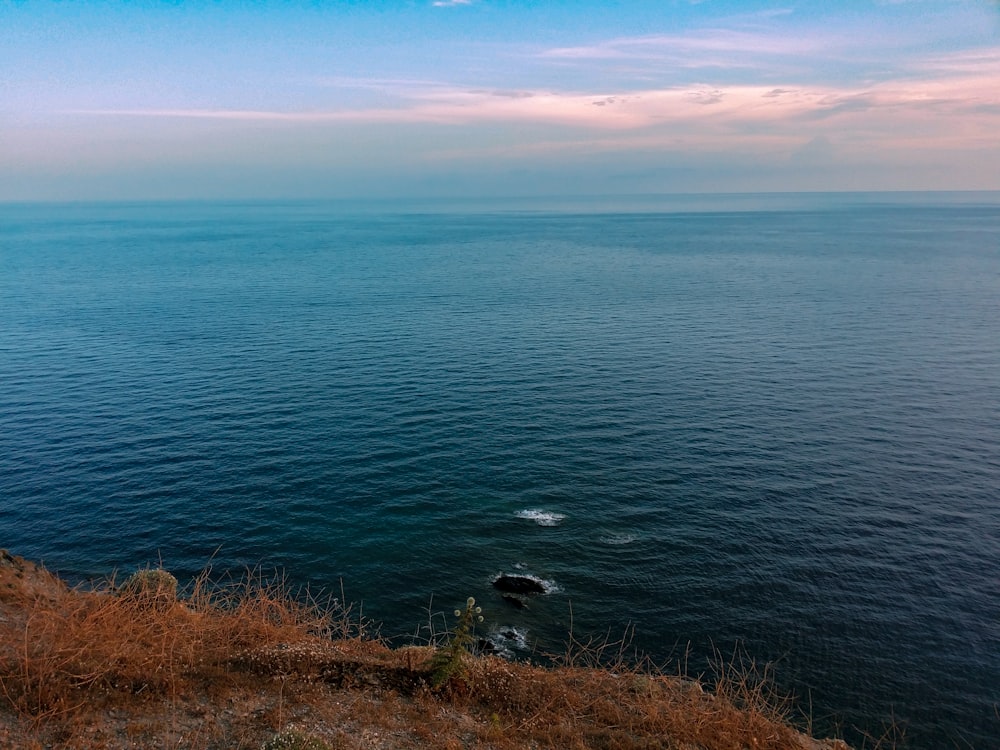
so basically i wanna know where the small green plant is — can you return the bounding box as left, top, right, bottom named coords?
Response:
left=430, top=596, right=484, bottom=688
left=119, top=568, right=178, bottom=604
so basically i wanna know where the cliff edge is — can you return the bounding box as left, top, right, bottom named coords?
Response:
left=0, top=550, right=849, bottom=750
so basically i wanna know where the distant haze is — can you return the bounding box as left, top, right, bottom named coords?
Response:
left=3, top=0, right=1000, bottom=201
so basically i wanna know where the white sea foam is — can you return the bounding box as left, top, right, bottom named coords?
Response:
left=514, top=509, right=566, bottom=527
left=486, top=625, right=530, bottom=659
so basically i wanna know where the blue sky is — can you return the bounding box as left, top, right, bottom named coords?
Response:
left=2, top=0, right=999, bottom=200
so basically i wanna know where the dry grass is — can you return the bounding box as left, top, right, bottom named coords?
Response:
left=453, top=640, right=821, bottom=750
left=1, top=569, right=328, bottom=718
left=0, top=551, right=853, bottom=750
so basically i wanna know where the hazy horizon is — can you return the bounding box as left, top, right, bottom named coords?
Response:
left=3, top=1, right=1000, bottom=201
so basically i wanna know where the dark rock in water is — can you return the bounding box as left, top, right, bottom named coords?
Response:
left=501, top=630, right=518, bottom=641
left=476, top=638, right=496, bottom=655
left=492, top=574, right=546, bottom=595
left=502, top=594, right=528, bottom=609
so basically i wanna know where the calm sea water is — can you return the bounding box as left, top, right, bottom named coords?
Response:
left=2, top=195, right=998, bottom=747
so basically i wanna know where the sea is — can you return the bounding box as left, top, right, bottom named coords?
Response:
left=1, top=193, right=998, bottom=748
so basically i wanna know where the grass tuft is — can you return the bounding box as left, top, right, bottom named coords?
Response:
left=0, top=564, right=333, bottom=720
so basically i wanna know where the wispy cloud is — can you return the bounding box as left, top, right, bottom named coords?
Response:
left=540, top=29, right=824, bottom=62
left=310, top=76, right=454, bottom=91
left=67, top=109, right=343, bottom=121
left=68, top=60, right=1000, bottom=138
left=910, top=47, right=1000, bottom=75
left=534, top=26, right=873, bottom=83
left=432, top=0, right=473, bottom=6
left=534, top=9, right=992, bottom=84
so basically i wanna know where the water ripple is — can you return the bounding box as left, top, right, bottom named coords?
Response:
left=2, top=203, right=999, bottom=748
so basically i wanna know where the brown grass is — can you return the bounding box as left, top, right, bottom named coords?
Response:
left=0, top=563, right=337, bottom=721
left=0, top=551, right=853, bottom=750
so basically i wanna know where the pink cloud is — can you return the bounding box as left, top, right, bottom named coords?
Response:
left=66, top=49, right=1000, bottom=157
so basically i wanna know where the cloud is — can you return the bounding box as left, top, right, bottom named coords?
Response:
left=22, top=65, right=1000, bottom=199
left=311, top=76, right=454, bottom=91
left=540, top=29, right=824, bottom=63
left=535, top=10, right=998, bottom=85
left=432, top=0, right=473, bottom=6
left=61, top=38, right=1000, bottom=170
left=685, top=88, right=725, bottom=105
left=806, top=94, right=879, bottom=118
left=476, top=89, right=536, bottom=99
left=910, top=47, right=1000, bottom=75
left=68, top=109, right=344, bottom=122
left=66, top=68, right=1000, bottom=139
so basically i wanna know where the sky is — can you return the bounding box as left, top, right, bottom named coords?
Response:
left=2, top=0, right=1000, bottom=201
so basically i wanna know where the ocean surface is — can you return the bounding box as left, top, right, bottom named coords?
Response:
left=1, top=194, right=998, bottom=748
